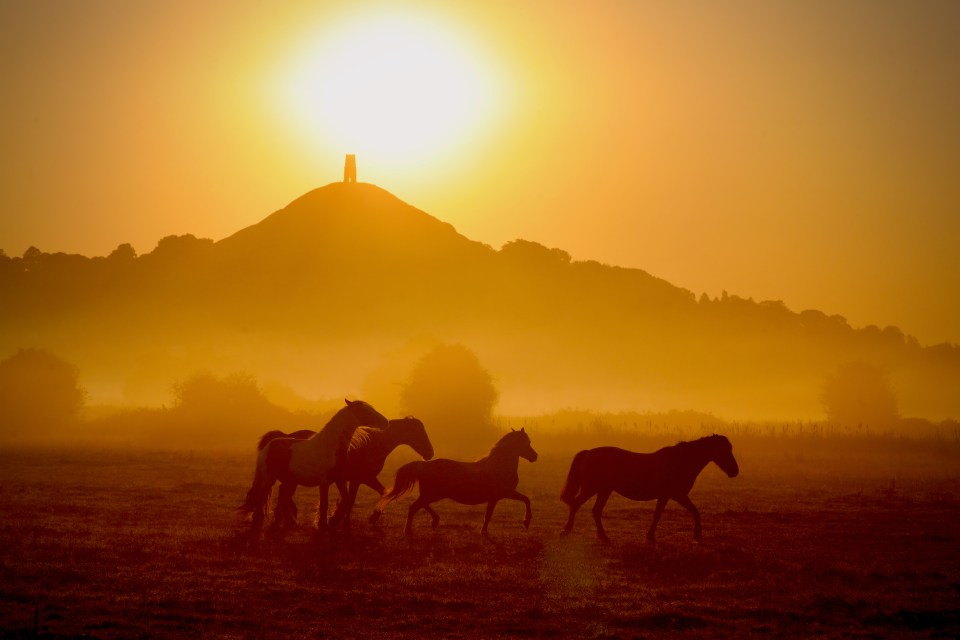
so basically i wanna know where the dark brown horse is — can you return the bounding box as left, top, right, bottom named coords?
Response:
left=559, top=434, right=739, bottom=543
left=375, top=428, right=538, bottom=535
left=258, top=417, right=434, bottom=528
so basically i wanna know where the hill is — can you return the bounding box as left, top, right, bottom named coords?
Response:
left=1, top=182, right=958, bottom=421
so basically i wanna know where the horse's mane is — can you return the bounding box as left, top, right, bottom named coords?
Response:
left=672, top=434, right=729, bottom=451
left=348, top=426, right=383, bottom=452
left=488, top=430, right=528, bottom=456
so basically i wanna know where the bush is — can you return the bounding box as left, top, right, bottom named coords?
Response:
left=0, top=348, right=86, bottom=436
left=822, top=360, right=899, bottom=429
left=400, top=344, right=499, bottom=456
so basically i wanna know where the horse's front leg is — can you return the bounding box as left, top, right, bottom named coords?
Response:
left=647, top=496, right=668, bottom=543
left=673, top=494, right=702, bottom=542
left=424, top=505, right=441, bottom=529
left=328, top=480, right=351, bottom=528
left=315, top=482, right=330, bottom=530
left=508, top=490, right=532, bottom=529
left=592, top=489, right=612, bottom=544
left=332, top=482, right=361, bottom=530
left=480, top=500, right=499, bottom=536
left=367, top=478, right=387, bottom=524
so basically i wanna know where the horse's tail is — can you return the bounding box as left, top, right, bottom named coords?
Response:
left=375, top=461, right=423, bottom=514
left=237, top=448, right=271, bottom=515
left=237, top=484, right=263, bottom=515
left=560, top=450, right=590, bottom=505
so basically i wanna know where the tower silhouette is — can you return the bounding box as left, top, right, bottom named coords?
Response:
left=343, top=154, right=357, bottom=183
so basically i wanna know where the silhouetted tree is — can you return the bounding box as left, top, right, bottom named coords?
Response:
left=149, top=234, right=213, bottom=260
left=0, top=348, right=86, bottom=436
left=821, top=361, right=899, bottom=429
left=108, top=243, right=137, bottom=260
left=170, top=372, right=291, bottom=442
left=400, top=344, right=498, bottom=455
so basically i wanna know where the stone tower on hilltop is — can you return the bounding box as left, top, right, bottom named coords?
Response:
left=343, top=154, right=357, bottom=183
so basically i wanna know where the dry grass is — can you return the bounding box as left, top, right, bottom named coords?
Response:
left=1, top=438, right=958, bottom=639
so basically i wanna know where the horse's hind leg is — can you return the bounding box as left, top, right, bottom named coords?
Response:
left=251, top=484, right=272, bottom=534
left=592, top=489, right=612, bottom=543
left=560, top=490, right=595, bottom=536
left=673, top=494, right=702, bottom=542
left=647, top=497, right=668, bottom=543
left=275, top=481, right=298, bottom=529
left=405, top=496, right=432, bottom=535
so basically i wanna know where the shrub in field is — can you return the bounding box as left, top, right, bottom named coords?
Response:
left=400, top=343, right=498, bottom=456
left=168, top=371, right=294, bottom=445
left=0, top=348, right=86, bottom=437
left=822, top=361, right=899, bottom=429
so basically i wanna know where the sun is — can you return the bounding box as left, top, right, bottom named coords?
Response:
left=278, top=11, right=503, bottom=168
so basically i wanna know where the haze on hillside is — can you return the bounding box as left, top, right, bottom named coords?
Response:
left=2, top=182, right=957, bottom=433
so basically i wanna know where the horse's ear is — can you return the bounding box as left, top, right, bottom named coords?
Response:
left=345, top=398, right=353, bottom=407
left=520, top=427, right=525, bottom=433
left=511, top=428, right=516, bottom=432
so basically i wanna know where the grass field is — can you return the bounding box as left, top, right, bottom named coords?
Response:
left=1, top=436, right=958, bottom=639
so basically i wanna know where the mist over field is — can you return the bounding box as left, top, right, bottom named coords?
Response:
left=2, top=182, right=958, bottom=450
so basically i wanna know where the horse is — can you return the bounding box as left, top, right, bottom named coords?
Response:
left=559, top=434, right=739, bottom=543
left=256, top=417, right=435, bottom=528
left=237, top=399, right=388, bottom=533
left=375, top=428, right=538, bottom=536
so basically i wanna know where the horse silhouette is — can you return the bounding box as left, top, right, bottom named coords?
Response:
left=376, top=428, right=538, bottom=535
left=559, top=434, right=739, bottom=543
left=237, top=399, right=388, bottom=533
left=256, top=417, right=434, bottom=528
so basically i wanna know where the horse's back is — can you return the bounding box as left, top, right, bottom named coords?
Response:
left=579, top=446, right=670, bottom=501
left=418, top=457, right=516, bottom=504
left=257, top=428, right=314, bottom=450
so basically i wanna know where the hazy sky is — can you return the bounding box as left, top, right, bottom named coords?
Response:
left=2, top=0, right=958, bottom=345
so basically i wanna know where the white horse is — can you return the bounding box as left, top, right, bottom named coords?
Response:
left=238, top=399, right=388, bottom=532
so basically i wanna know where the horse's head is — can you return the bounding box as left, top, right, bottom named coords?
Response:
left=505, top=427, right=538, bottom=462
left=393, top=416, right=434, bottom=460
left=343, top=399, right=389, bottom=430
left=709, top=434, right=739, bottom=478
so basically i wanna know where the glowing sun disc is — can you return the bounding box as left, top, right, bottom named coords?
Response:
left=280, top=12, right=501, bottom=164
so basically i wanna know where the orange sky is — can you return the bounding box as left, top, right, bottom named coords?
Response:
left=1, top=1, right=958, bottom=345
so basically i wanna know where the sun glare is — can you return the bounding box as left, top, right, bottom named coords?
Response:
left=278, top=11, right=502, bottom=168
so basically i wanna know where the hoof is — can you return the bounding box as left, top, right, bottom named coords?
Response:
left=559, top=528, right=571, bottom=537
